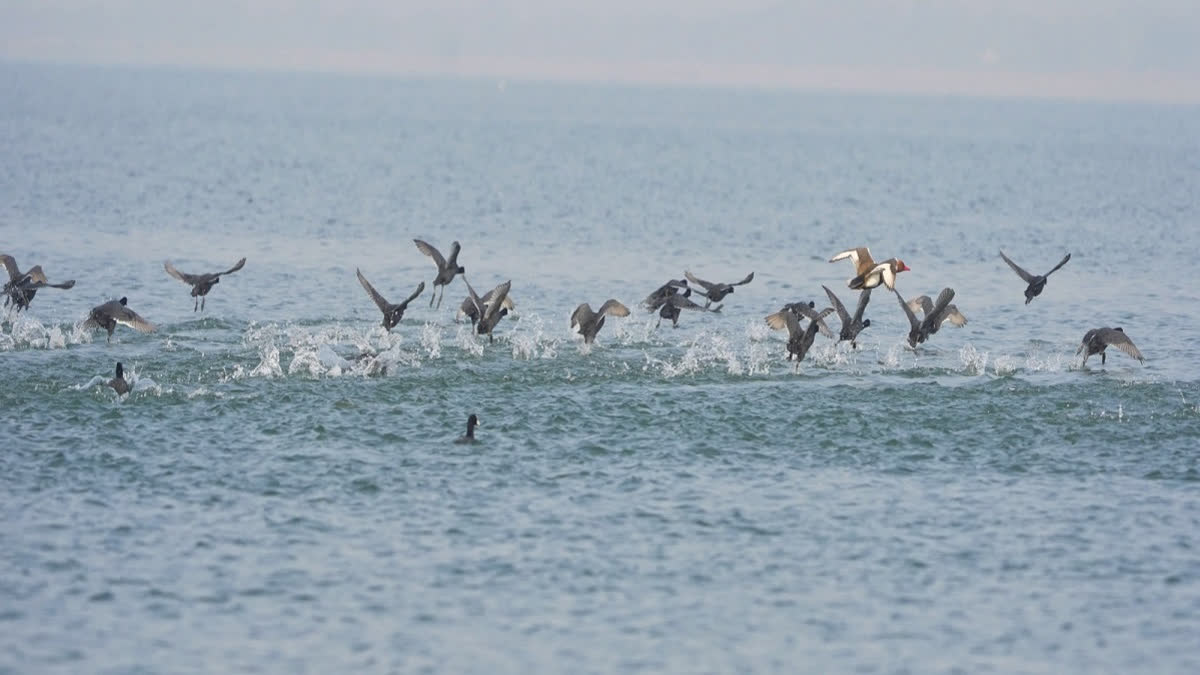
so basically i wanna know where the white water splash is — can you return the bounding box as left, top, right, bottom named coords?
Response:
left=959, top=343, right=989, bottom=375
left=455, top=324, right=486, bottom=357
left=0, top=315, right=87, bottom=350
left=509, top=313, right=558, bottom=360
left=421, top=322, right=443, bottom=359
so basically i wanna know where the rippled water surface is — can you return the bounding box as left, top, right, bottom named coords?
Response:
left=2, top=63, right=1200, bottom=673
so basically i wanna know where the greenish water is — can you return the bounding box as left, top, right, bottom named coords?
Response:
left=2, top=63, right=1199, bottom=673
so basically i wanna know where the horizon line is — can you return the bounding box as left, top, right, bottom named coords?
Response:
left=5, top=51, right=1199, bottom=106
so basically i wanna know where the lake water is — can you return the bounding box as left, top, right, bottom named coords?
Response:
left=2, top=62, right=1199, bottom=673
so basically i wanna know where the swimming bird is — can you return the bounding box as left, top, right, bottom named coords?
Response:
left=454, top=414, right=480, bottom=444
left=904, top=293, right=967, bottom=335
left=84, top=297, right=156, bottom=343
left=108, top=362, right=130, bottom=395
left=656, top=292, right=717, bottom=329
left=1, top=254, right=75, bottom=312
left=999, top=250, right=1071, bottom=305
left=571, top=299, right=630, bottom=344
left=765, top=301, right=834, bottom=338
left=642, top=279, right=689, bottom=311
left=462, top=278, right=511, bottom=343
left=766, top=304, right=834, bottom=365
left=823, top=285, right=872, bottom=348
left=414, top=239, right=464, bottom=309
left=829, top=247, right=910, bottom=290
left=356, top=269, right=424, bottom=332
left=1077, top=327, right=1144, bottom=366
left=458, top=288, right=515, bottom=326
left=684, top=270, right=753, bottom=308
left=895, top=287, right=956, bottom=348
left=163, top=257, right=246, bottom=311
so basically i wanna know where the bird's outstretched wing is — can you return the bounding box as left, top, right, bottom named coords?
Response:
left=684, top=271, right=718, bottom=293
left=851, top=288, right=872, bottom=323
left=219, top=257, right=247, bottom=276
left=894, top=290, right=920, bottom=331
left=596, top=299, right=630, bottom=317
left=1045, top=253, right=1071, bottom=277
left=998, top=250, right=1035, bottom=283
left=1099, top=328, right=1144, bottom=362
left=356, top=268, right=392, bottom=312
left=164, top=261, right=200, bottom=285
left=414, top=239, right=447, bottom=269
left=823, top=285, right=851, bottom=325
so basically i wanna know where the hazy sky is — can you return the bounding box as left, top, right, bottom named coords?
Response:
left=3, top=1, right=1198, bottom=102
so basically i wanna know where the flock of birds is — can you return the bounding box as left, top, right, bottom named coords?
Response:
left=3, top=241, right=1146, bottom=442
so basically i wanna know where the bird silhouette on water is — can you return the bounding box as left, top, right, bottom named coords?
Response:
left=454, top=414, right=480, bottom=444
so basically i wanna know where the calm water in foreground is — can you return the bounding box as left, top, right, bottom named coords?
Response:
left=2, top=63, right=1199, bottom=673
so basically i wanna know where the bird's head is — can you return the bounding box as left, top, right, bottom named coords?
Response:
left=119, top=297, right=128, bottom=305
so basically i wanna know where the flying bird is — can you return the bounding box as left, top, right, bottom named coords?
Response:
left=823, top=285, right=872, bottom=348
left=164, top=257, right=246, bottom=311
left=765, top=303, right=834, bottom=365
left=414, top=239, right=465, bottom=309
left=642, top=279, right=689, bottom=311
left=462, top=278, right=512, bottom=343
left=458, top=288, right=515, bottom=326
left=765, top=301, right=834, bottom=338
left=829, top=247, right=909, bottom=290
left=1, top=254, right=75, bottom=312
left=571, top=299, right=630, bottom=344
left=656, top=292, right=717, bottom=329
left=998, top=250, right=1071, bottom=305
left=356, top=268, right=424, bottom=331
left=904, top=293, right=967, bottom=335
left=684, top=270, right=753, bottom=308
left=895, top=287, right=956, bottom=348
left=1077, top=327, right=1144, bottom=366
left=84, top=297, right=156, bottom=343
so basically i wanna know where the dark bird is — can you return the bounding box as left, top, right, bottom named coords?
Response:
left=457, top=288, right=515, bottom=326
left=895, top=287, right=956, bottom=348
left=1, top=254, right=75, bottom=312
left=356, top=269, right=424, bottom=332
left=765, top=301, right=834, bottom=338
left=765, top=303, right=834, bottom=365
left=164, top=257, right=246, bottom=311
left=999, top=250, right=1071, bottom=305
left=656, top=292, right=718, bottom=329
left=462, top=278, right=511, bottom=343
left=84, top=297, right=156, bottom=343
left=904, top=293, right=967, bottom=335
left=414, top=239, right=464, bottom=309
left=1077, top=327, right=1144, bottom=366
left=823, top=285, right=872, bottom=348
left=829, top=247, right=910, bottom=290
left=454, top=414, right=480, bottom=444
left=571, top=299, right=630, bottom=344
left=642, top=279, right=689, bottom=311
left=108, top=362, right=130, bottom=395
left=684, top=270, right=754, bottom=308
